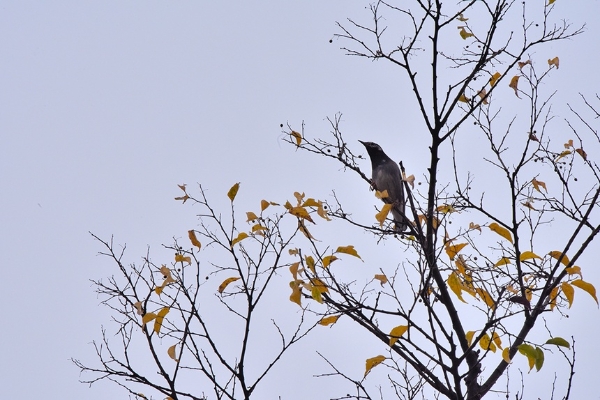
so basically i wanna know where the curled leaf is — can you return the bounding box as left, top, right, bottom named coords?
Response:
left=168, top=344, right=179, bottom=361
left=218, top=277, right=240, bottom=294
left=374, top=274, right=388, bottom=286
left=375, top=204, right=393, bottom=227
left=154, top=307, right=170, bottom=334
left=231, top=232, right=249, bottom=247
left=290, top=130, right=302, bottom=146
left=548, top=57, right=559, bottom=69
left=188, top=230, right=201, bottom=250
left=489, top=72, right=501, bottom=87
left=336, top=245, right=362, bottom=259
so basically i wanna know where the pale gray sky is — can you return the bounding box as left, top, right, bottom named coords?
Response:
left=1, top=2, right=599, bottom=399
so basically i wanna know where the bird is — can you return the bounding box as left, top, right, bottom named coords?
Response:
left=359, top=140, right=408, bottom=232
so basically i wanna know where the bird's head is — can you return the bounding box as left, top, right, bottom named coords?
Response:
left=359, top=140, right=390, bottom=166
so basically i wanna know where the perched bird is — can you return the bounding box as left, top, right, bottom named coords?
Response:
left=359, top=140, right=408, bottom=232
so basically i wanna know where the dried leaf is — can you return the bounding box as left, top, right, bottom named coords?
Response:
left=188, top=230, right=201, bottom=250
left=167, top=344, right=179, bottom=362
left=231, top=232, right=249, bottom=247
left=218, top=277, right=240, bottom=294
left=489, top=72, right=501, bottom=87
left=175, top=253, right=191, bottom=264
left=548, top=57, right=559, bottom=69
left=290, top=130, right=302, bottom=146
left=458, top=27, right=474, bottom=40
left=531, top=178, right=547, bottom=193
left=227, top=182, right=240, bottom=202
left=154, top=307, right=170, bottom=334
left=509, top=75, right=520, bottom=98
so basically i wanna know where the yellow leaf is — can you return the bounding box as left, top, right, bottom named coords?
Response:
left=375, top=189, right=389, bottom=200
left=502, top=347, right=511, bottom=363
left=494, top=257, right=511, bottom=267
left=289, top=262, right=301, bottom=280
left=465, top=330, right=476, bottom=346
left=311, top=278, right=329, bottom=294
left=445, top=242, right=468, bottom=259
left=323, top=255, right=338, bottom=268
left=437, top=204, right=456, bottom=213
left=374, top=274, right=388, bottom=286
left=519, top=251, right=542, bottom=262
left=565, top=266, right=582, bottom=276
left=289, top=280, right=302, bottom=306
left=555, top=150, right=571, bottom=162
left=549, top=286, right=559, bottom=310
left=306, top=255, right=316, bottom=274
left=531, top=178, right=547, bottom=193
left=457, top=13, right=468, bottom=22
left=246, top=212, right=259, bottom=222
left=389, top=325, right=409, bottom=346
left=375, top=204, right=393, bottom=227
left=548, top=56, right=559, bottom=69
left=364, top=355, right=386, bottom=377
left=175, top=253, right=191, bottom=264
left=311, top=285, right=323, bottom=303
left=167, top=344, right=179, bottom=362
left=335, top=245, right=362, bottom=259
left=154, top=285, right=165, bottom=296
left=455, top=255, right=468, bottom=275
left=227, top=182, right=240, bottom=202
left=458, top=27, right=474, bottom=40
left=458, top=93, right=470, bottom=103
left=561, top=282, right=574, bottom=308
left=448, top=272, right=466, bottom=302
left=476, top=288, right=496, bottom=309
left=142, top=312, right=157, bottom=326
left=290, top=130, right=302, bottom=146
left=319, top=315, right=340, bottom=326
left=571, top=279, right=599, bottom=305
left=154, top=307, right=170, bottom=334
left=488, top=222, right=513, bottom=243
left=290, top=206, right=314, bottom=223
left=479, top=334, right=497, bottom=353
left=251, top=224, right=267, bottom=233
left=489, top=72, right=501, bottom=87
left=218, top=277, right=240, bottom=293
left=509, top=75, right=520, bottom=98
left=288, top=248, right=299, bottom=256
left=547, top=0, right=556, bottom=4
left=549, top=251, right=570, bottom=267
left=188, top=230, right=202, bottom=250
left=231, top=232, right=249, bottom=247
left=492, top=332, right=503, bottom=349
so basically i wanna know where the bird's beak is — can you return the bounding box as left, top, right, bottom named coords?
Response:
left=358, top=140, right=366, bottom=146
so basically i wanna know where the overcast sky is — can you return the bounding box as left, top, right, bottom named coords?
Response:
left=1, top=2, right=599, bottom=399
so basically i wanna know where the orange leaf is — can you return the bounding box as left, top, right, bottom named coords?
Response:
left=188, top=230, right=201, bottom=250
left=218, top=277, right=240, bottom=294
left=445, top=243, right=468, bottom=259
left=175, top=253, right=191, bottom=264
left=290, top=130, right=302, bottom=146
left=509, top=75, right=520, bottom=98
left=231, top=232, right=249, bottom=247
left=547, top=57, right=559, bottom=69
left=489, top=72, right=501, bottom=87
left=374, top=274, right=388, bottom=286
left=531, top=178, right=547, bottom=193
left=154, top=307, right=170, bottom=334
